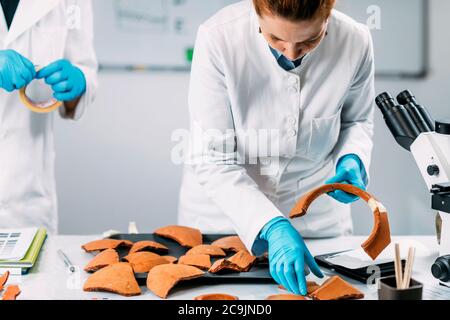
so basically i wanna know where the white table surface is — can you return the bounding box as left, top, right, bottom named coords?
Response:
left=6, top=235, right=450, bottom=300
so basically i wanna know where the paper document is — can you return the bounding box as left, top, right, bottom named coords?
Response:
left=325, top=239, right=432, bottom=270
left=0, top=228, right=38, bottom=261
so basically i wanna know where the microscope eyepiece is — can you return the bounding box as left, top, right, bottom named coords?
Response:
left=397, top=90, right=435, bottom=131
left=375, top=92, right=421, bottom=151
left=375, top=92, right=396, bottom=115
left=396, top=90, right=416, bottom=106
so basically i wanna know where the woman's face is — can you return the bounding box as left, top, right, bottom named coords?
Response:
left=258, top=12, right=328, bottom=61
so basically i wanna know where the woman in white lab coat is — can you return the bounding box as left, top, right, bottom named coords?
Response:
left=0, top=0, right=97, bottom=233
left=178, top=0, right=375, bottom=295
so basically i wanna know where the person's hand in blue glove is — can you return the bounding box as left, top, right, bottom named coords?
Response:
left=0, top=50, right=36, bottom=92
left=325, top=154, right=367, bottom=204
left=36, top=59, right=86, bottom=102
left=259, top=217, right=324, bottom=295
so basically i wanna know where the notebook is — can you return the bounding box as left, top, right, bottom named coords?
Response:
left=0, top=228, right=47, bottom=274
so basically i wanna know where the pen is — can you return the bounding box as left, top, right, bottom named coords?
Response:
left=57, top=249, right=76, bottom=273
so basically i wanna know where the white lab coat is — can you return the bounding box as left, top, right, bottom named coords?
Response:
left=178, top=1, right=375, bottom=252
left=0, top=0, right=98, bottom=233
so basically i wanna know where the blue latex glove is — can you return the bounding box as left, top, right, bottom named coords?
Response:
left=325, top=154, right=367, bottom=204
left=259, top=217, right=324, bottom=295
left=0, top=50, right=36, bottom=92
left=36, top=59, right=86, bottom=101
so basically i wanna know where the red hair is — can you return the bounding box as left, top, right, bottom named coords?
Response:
left=253, top=0, right=336, bottom=21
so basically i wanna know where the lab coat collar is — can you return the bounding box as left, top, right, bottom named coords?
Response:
left=4, top=0, right=62, bottom=46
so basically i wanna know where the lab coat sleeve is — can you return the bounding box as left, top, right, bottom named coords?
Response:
left=333, top=27, right=375, bottom=184
left=187, top=25, right=284, bottom=253
left=59, top=0, right=98, bottom=120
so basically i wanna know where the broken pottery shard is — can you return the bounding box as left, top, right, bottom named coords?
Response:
left=289, top=183, right=391, bottom=260
left=123, top=251, right=169, bottom=273
left=84, top=249, right=119, bottom=273
left=309, top=276, right=364, bottom=300
left=81, top=239, right=133, bottom=253
left=266, top=294, right=308, bottom=300
left=307, top=282, right=321, bottom=295
left=186, top=245, right=226, bottom=257
left=178, top=254, right=212, bottom=270
left=279, top=281, right=321, bottom=295
left=154, top=225, right=202, bottom=248
left=0, top=271, right=10, bottom=291
left=209, top=258, right=228, bottom=273
left=83, top=262, right=141, bottom=297
left=129, top=240, right=169, bottom=254
left=2, top=285, right=21, bottom=300
left=209, top=250, right=256, bottom=273
left=163, top=256, right=178, bottom=264
left=194, top=293, right=239, bottom=300
left=147, top=264, right=204, bottom=299
left=227, top=250, right=257, bottom=271
left=211, top=236, right=248, bottom=253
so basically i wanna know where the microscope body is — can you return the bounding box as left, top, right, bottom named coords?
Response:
left=411, top=129, right=450, bottom=254
left=376, top=90, right=450, bottom=284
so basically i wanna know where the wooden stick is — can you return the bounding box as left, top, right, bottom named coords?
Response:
left=401, top=247, right=416, bottom=289
left=394, top=243, right=403, bottom=289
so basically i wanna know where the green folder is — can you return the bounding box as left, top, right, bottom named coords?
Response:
left=0, top=228, right=47, bottom=274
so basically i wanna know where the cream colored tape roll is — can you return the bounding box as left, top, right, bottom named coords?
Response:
left=19, top=68, right=63, bottom=114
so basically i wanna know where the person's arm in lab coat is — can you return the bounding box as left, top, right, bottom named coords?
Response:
left=60, top=0, right=98, bottom=120
left=332, top=26, right=375, bottom=185
left=187, top=25, right=284, bottom=253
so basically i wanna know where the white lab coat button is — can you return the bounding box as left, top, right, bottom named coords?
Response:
left=288, top=76, right=298, bottom=85
left=288, top=129, right=297, bottom=137
left=289, top=87, right=298, bottom=95
left=287, top=116, right=297, bottom=125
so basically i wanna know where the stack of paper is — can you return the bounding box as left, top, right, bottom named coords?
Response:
left=0, top=228, right=47, bottom=272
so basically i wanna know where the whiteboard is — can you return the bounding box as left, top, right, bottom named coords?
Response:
left=93, top=0, right=236, bottom=71
left=337, top=0, right=428, bottom=77
left=93, top=0, right=428, bottom=77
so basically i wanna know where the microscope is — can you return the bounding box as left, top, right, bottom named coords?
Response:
left=375, top=90, right=450, bottom=285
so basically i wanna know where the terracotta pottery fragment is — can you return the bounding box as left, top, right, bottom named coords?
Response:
left=147, top=264, right=204, bottom=299
left=266, top=294, right=308, bottom=300
left=278, top=281, right=321, bottom=295
left=211, top=236, right=247, bottom=253
left=209, top=250, right=256, bottom=273
left=194, top=293, right=239, bottom=300
left=178, top=254, right=212, bottom=270
left=154, top=225, right=202, bottom=248
left=0, top=271, right=10, bottom=291
left=186, top=245, right=226, bottom=257
left=2, top=285, right=21, bottom=300
left=84, top=249, right=119, bottom=273
left=81, top=239, right=133, bottom=253
left=309, top=276, right=364, bottom=300
left=306, top=282, right=321, bottom=295
left=289, top=183, right=391, bottom=260
left=163, top=256, right=178, bottom=264
left=227, top=250, right=257, bottom=271
left=83, top=262, right=141, bottom=296
left=123, top=252, right=169, bottom=273
left=129, top=240, right=168, bottom=254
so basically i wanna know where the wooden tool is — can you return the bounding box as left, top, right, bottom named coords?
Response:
left=402, top=247, right=416, bottom=289
left=394, top=243, right=403, bottom=289
left=394, top=244, right=416, bottom=289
